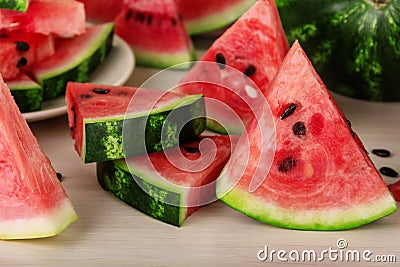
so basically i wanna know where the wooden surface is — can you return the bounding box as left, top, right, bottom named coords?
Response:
left=1, top=61, right=400, bottom=266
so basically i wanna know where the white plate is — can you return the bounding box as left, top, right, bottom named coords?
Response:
left=23, top=36, right=135, bottom=123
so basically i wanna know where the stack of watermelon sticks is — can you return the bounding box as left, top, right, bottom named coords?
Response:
left=0, top=0, right=114, bottom=112
left=67, top=0, right=397, bottom=230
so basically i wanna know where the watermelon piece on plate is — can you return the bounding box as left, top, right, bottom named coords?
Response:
left=66, top=82, right=206, bottom=163
left=0, top=0, right=85, bottom=37
left=176, top=0, right=289, bottom=134
left=0, top=0, right=29, bottom=11
left=28, top=22, right=114, bottom=100
left=0, top=30, right=54, bottom=80
left=0, top=76, right=77, bottom=239
left=76, top=0, right=124, bottom=23
left=216, top=41, right=397, bottom=230
left=97, top=135, right=238, bottom=226
left=115, top=0, right=196, bottom=69
left=5, top=72, right=43, bottom=112
left=176, top=0, right=256, bottom=35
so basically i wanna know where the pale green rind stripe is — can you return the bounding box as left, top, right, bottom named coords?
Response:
left=217, top=182, right=397, bottom=230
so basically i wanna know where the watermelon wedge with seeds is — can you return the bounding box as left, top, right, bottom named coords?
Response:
left=66, top=82, right=206, bottom=163
left=176, top=0, right=289, bottom=134
left=216, top=41, right=397, bottom=230
left=0, top=76, right=77, bottom=239
left=0, top=0, right=86, bottom=37
left=115, top=0, right=196, bottom=69
left=97, top=135, right=238, bottom=227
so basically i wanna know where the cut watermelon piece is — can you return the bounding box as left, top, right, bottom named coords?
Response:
left=97, top=135, right=237, bottom=226
left=216, top=41, right=397, bottom=230
left=76, top=0, right=124, bottom=23
left=0, top=75, right=77, bottom=239
left=176, top=0, right=289, bottom=134
left=0, top=0, right=29, bottom=11
left=5, top=72, right=42, bottom=112
left=176, top=0, right=256, bottom=35
left=28, top=22, right=114, bottom=100
left=115, top=0, right=196, bottom=69
left=0, top=30, right=54, bottom=80
left=66, top=82, right=206, bottom=163
left=0, top=0, right=86, bottom=37
left=389, top=181, right=400, bottom=202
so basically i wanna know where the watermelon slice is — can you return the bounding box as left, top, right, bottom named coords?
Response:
left=0, top=0, right=29, bottom=11
left=176, top=0, right=289, bottom=134
left=28, top=22, right=114, bottom=100
left=0, top=76, right=77, bottom=239
left=97, top=135, right=237, bottom=226
left=0, top=0, right=86, bottom=37
left=176, top=0, right=256, bottom=35
left=115, top=0, right=196, bottom=69
left=0, top=30, right=54, bottom=80
left=5, top=72, right=42, bottom=112
left=66, top=82, right=206, bottom=163
left=76, top=0, right=124, bottom=23
left=216, top=41, right=397, bottom=230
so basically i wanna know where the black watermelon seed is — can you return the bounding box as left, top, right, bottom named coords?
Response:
left=215, top=53, right=226, bottom=69
left=56, top=172, right=63, bottom=181
left=93, top=88, right=110, bottom=94
left=280, top=103, right=297, bottom=120
left=171, top=17, right=177, bottom=26
left=16, top=57, right=28, bottom=68
left=136, top=12, right=146, bottom=23
left=244, top=64, right=256, bottom=77
left=293, top=121, right=306, bottom=137
left=147, top=14, right=153, bottom=25
left=69, top=127, right=74, bottom=131
left=15, top=41, right=30, bottom=52
left=0, top=33, right=8, bottom=38
left=184, top=146, right=200, bottom=153
left=125, top=10, right=133, bottom=20
left=372, top=149, right=391, bottom=158
left=346, top=119, right=352, bottom=128
left=79, top=94, right=93, bottom=99
left=379, top=167, right=399, bottom=178
left=278, top=157, right=296, bottom=172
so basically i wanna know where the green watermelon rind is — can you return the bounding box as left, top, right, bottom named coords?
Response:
left=0, top=0, right=29, bottom=11
left=185, top=0, right=257, bottom=35
left=7, top=78, right=43, bottom=112
left=97, top=160, right=188, bottom=227
left=133, top=46, right=197, bottom=70
left=216, top=178, right=397, bottom=231
left=81, top=94, right=206, bottom=163
left=0, top=198, right=77, bottom=240
left=34, top=23, right=114, bottom=100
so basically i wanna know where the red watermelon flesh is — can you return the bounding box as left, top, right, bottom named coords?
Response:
left=76, top=0, right=124, bottom=23
left=0, top=76, right=77, bottom=239
left=0, top=0, right=86, bottom=37
left=389, top=181, right=400, bottom=202
left=115, top=0, right=196, bottom=69
left=216, top=41, right=397, bottom=230
left=0, top=31, right=54, bottom=79
left=176, top=0, right=288, bottom=133
left=175, top=0, right=256, bottom=35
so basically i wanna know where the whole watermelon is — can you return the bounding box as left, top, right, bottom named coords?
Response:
left=276, top=0, right=400, bottom=101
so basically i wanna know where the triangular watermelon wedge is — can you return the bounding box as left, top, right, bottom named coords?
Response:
left=216, top=41, right=397, bottom=230
left=176, top=0, right=288, bottom=134
left=0, top=76, right=77, bottom=239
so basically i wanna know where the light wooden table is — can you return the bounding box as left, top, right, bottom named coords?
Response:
left=1, top=65, right=400, bottom=266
